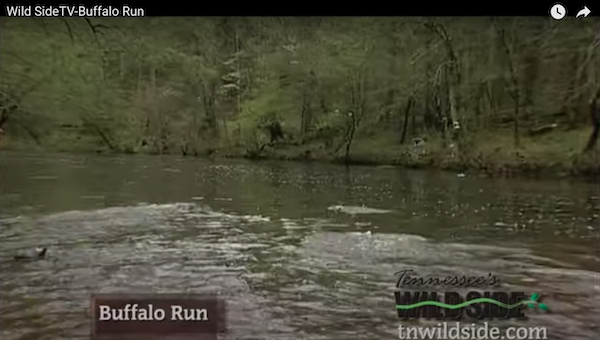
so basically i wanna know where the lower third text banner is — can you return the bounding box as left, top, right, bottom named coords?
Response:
left=90, top=293, right=227, bottom=340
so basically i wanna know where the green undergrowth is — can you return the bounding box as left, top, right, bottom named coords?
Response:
left=4, top=126, right=598, bottom=180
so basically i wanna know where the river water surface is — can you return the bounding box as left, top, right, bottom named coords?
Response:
left=0, top=152, right=598, bottom=340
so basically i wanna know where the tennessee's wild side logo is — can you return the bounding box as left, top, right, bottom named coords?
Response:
left=393, top=270, right=549, bottom=320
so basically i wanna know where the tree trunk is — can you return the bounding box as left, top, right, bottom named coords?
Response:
left=399, top=97, right=414, bottom=144
left=201, top=81, right=219, bottom=136
left=583, top=87, right=600, bottom=152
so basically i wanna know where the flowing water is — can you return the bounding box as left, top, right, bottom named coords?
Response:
left=0, top=152, right=598, bottom=340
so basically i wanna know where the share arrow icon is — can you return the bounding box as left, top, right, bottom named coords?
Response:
left=576, top=6, right=591, bottom=18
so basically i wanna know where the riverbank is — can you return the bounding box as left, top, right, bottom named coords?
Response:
left=3, top=17, right=598, bottom=182
left=2, top=125, right=598, bottom=180
left=231, top=128, right=599, bottom=179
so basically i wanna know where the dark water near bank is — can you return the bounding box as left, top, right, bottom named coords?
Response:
left=0, top=152, right=598, bottom=340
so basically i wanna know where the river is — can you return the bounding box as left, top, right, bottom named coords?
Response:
left=0, top=152, right=598, bottom=340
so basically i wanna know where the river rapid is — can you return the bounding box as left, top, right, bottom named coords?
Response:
left=0, top=152, right=598, bottom=340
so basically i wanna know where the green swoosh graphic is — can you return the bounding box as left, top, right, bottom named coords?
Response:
left=396, top=298, right=536, bottom=310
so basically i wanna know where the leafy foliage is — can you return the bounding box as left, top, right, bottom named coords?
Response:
left=1, top=17, right=598, bottom=172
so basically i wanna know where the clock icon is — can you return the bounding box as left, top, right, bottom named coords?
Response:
left=550, top=3, right=567, bottom=20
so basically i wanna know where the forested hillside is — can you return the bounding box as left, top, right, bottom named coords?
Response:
left=1, top=17, right=598, bottom=176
